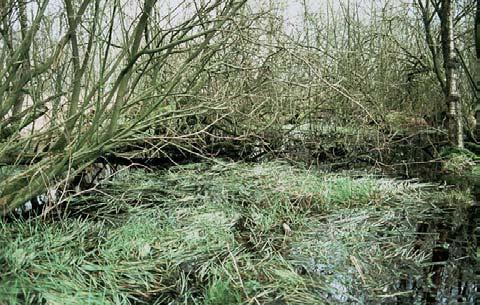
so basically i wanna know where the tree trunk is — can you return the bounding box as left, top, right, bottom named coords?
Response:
left=474, top=0, right=480, bottom=138
left=441, top=0, right=463, bottom=148
left=12, top=0, right=30, bottom=116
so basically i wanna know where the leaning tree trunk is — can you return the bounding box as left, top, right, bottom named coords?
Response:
left=12, top=0, right=30, bottom=116
left=474, top=0, right=480, bottom=138
left=0, top=0, right=248, bottom=215
left=441, top=0, right=463, bottom=148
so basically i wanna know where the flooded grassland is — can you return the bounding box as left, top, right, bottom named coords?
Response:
left=1, top=161, right=478, bottom=304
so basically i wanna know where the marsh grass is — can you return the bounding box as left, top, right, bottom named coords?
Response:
left=0, top=161, right=472, bottom=304
left=439, top=148, right=480, bottom=188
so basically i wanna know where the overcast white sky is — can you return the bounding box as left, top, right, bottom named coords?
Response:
left=22, top=0, right=411, bottom=42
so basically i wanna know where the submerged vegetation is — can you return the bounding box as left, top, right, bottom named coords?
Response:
left=0, top=161, right=474, bottom=304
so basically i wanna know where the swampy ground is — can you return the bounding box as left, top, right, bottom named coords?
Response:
left=1, top=159, right=479, bottom=305
left=2, top=0, right=480, bottom=303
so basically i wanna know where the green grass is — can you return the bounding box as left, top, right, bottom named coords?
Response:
left=0, top=161, right=472, bottom=304
left=439, top=147, right=480, bottom=188
left=203, top=279, right=241, bottom=305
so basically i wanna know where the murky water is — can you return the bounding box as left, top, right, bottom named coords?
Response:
left=350, top=196, right=479, bottom=305
left=391, top=201, right=479, bottom=305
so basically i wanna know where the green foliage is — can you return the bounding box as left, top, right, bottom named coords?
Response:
left=322, top=177, right=376, bottom=207
left=439, top=147, right=480, bottom=188
left=202, top=279, right=241, bottom=305
left=440, top=147, right=478, bottom=160
left=440, top=147, right=479, bottom=181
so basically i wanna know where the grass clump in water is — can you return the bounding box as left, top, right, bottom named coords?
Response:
left=202, top=279, right=242, bottom=305
left=0, top=160, right=472, bottom=304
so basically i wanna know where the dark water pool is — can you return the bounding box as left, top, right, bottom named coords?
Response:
left=382, top=199, right=479, bottom=305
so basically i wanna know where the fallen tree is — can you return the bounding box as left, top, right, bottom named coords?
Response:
left=0, top=0, right=248, bottom=214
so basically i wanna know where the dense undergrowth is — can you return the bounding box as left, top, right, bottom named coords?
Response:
left=0, top=161, right=472, bottom=304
